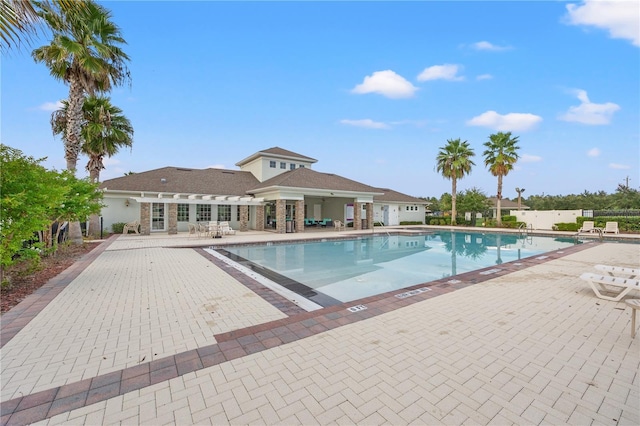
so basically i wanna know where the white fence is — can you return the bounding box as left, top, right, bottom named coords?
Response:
left=512, top=210, right=583, bottom=230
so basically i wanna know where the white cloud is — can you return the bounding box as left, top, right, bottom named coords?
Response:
left=103, top=157, right=122, bottom=167
left=471, top=41, right=512, bottom=51
left=37, top=101, right=63, bottom=111
left=417, top=64, right=464, bottom=82
left=609, top=163, right=630, bottom=170
left=209, top=164, right=226, bottom=169
left=340, top=119, right=390, bottom=129
left=559, top=89, right=620, bottom=125
left=565, top=0, right=640, bottom=46
left=521, top=154, right=542, bottom=163
left=351, top=70, right=418, bottom=99
left=466, top=110, right=543, bottom=132
left=587, top=147, right=601, bottom=157
left=476, top=74, right=493, bottom=81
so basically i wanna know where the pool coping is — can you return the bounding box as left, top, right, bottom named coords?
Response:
left=0, top=239, right=600, bottom=425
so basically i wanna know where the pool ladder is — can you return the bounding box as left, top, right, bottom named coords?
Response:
left=518, top=223, right=533, bottom=237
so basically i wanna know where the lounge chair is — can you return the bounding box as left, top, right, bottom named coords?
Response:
left=219, top=221, right=235, bottom=235
left=578, top=221, right=596, bottom=233
left=594, top=264, right=638, bottom=279
left=187, top=223, right=197, bottom=237
left=122, top=220, right=140, bottom=234
left=603, top=221, right=619, bottom=234
left=580, top=272, right=640, bottom=301
left=334, top=220, right=346, bottom=231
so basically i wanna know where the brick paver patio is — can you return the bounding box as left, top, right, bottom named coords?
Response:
left=1, top=229, right=638, bottom=425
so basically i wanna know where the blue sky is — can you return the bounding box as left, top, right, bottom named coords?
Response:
left=2, top=0, right=639, bottom=200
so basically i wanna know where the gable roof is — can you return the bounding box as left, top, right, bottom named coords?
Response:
left=235, top=146, right=317, bottom=167
left=373, top=188, right=429, bottom=204
left=100, top=167, right=260, bottom=196
left=488, top=197, right=529, bottom=210
left=250, top=167, right=382, bottom=194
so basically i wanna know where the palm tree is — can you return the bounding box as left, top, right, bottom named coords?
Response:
left=33, top=0, right=129, bottom=243
left=32, top=0, right=130, bottom=173
left=52, top=96, right=133, bottom=181
left=435, top=138, right=475, bottom=226
left=483, top=132, right=520, bottom=226
left=1, top=1, right=88, bottom=52
left=52, top=96, right=133, bottom=236
left=515, top=187, right=525, bottom=210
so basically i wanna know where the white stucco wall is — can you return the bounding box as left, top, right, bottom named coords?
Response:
left=512, top=210, right=583, bottom=230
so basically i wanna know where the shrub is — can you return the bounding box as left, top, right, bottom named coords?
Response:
left=553, top=223, right=580, bottom=232
left=111, top=222, right=126, bottom=234
left=399, top=221, right=423, bottom=225
left=502, top=215, right=517, bottom=223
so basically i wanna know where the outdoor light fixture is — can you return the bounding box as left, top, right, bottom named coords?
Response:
left=125, top=199, right=130, bottom=207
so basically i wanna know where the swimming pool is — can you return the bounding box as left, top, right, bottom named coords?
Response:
left=214, top=231, right=579, bottom=308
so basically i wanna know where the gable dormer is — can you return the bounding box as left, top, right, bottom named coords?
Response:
left=235, top=147, right=317, bottom=182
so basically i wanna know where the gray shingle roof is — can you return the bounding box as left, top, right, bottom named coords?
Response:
left=488, top=197, right=529, bottom=209
left=235, top=146, right=317, bottom=167
left=100, top=167, right=260, bottom=196
left=250, top=167, right=382, bottom=193
left=373, top=188, right=429, bottom=204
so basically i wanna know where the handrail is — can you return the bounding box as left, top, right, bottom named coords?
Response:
left=518, top=222, right=531, bottom=237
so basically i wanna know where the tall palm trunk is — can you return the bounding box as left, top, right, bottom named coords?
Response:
left=87, top=156, right=102, bottom=237
left=66, top=73, right=85, bottom=243
left=496, top=175, right=503, bottom=226
left=451, top=176, right=458, bottom=226
left=65, top=74, right=84, bottom=171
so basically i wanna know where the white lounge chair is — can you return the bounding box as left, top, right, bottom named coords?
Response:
left=580, top=272, right=640, bottom=301
left=578, top=221, right=596, bottom=233
left=334, top=220, right=346, bottom=231
left=219, top=221, right=235, bottom=235
left=603, top=221, right=619, bottom=234
left=594, top=264, right=638, bottom=279
left=187, top=223, right=197, bottom=237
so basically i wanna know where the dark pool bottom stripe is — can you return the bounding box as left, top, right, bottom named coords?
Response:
left=0, top=242, right=597, bottom=426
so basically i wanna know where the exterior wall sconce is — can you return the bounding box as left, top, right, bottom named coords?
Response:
left=125, top=199, right=130, bottom=207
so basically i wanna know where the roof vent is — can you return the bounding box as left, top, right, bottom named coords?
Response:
left=222, top=171, right=235, bottom=174
left=161, top=178, right=167, bottom=183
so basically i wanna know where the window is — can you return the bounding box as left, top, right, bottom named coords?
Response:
left=218, top=204, right=231, bottom=221
left=152, top=203, right=165, bottom=230
left=269, top=160, right=276, bottom=168
left=299, top=164, right=305, bottom=168
left=196, top=204, right=211, bottom=222
left=280, top=162, right=286, bottom=169
left=290, top=163, right=296, bottom=170
left=177, top=204, right=189, bottom=221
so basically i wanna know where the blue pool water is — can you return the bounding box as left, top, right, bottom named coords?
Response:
left=218, top=231, right=579, bottom=306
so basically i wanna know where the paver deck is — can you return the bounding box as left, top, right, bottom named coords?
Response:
left=1, top=228, right=639, bottom=425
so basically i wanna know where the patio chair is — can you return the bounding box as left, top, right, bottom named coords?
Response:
left=122, top=220, right=140, bottom=234
left=580, top=272, right=640, bottom=301
left=334, top=220, right=346, bottom=231
left=318, top=218, right=331, bottom=228
left=603, top=221, right=619, bottom=234
left=578, top=221, right=596, bottom=233
left=197, top=223, right=209, bottom=237
left=187, top=223, right=197, bottom=237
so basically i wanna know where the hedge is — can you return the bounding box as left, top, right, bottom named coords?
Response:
left=577, top=216, right=640, bottom=232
